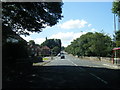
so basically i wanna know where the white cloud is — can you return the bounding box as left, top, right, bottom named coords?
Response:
left=50, top=32, right=74, bottom=41
left=21, top=28, right=98, bottom=47
left=20, top=35, right=32, bottom=42
left=91, top=28, right=97, bottom=32
left=21, top=35, right=45, bottom=45
left=59, top=19, right=88, bottom=29
left=49, top=32, right=87, bottom=47
left=88, top=24, right=92, bottom=27
left=34, top=38, right=46, bottom=44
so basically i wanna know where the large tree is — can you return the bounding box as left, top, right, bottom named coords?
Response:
left=65, top=32, right=113, bottom=57
left=112, top=1, right=120, bottom=47
left=90, top=32, right=113, bottom=57
left=2, top=2, right=63, bottom=35
left=41, top=39, right=61, bottom=55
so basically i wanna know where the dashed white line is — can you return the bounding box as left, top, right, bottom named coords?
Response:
left=67, top=59, right=86, bottom=71
left=89, top=73, right=108, bottom=84
left=69, top=60, right=78, bottom=66
left=67, top=59, right=108, bottom=85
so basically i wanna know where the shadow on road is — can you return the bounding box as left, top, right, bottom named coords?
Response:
left=2, top=65, right=120, bottom=89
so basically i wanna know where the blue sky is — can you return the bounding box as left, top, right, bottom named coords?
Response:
left=21, top=2, right=115, bottom=47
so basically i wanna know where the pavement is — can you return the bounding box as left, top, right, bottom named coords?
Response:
left=100, top=61, right=120, bottom=69
left=68, top=54, right=120, bottom=70
left=80, top=57, right=120, bottom=69
left=33, top=57, right=54, bottom=66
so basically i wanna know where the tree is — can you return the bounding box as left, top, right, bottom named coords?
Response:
left=41, top=39, right=61, bottom=55
left=52, top=46, right=61, bottom=55
left=90, top=32, right=113, bottom=57
left=78, top=32, right=94, bottom=56
left=115, top=30, right=120, bottom=47
left=29, top=40, right=35, bottom=45
left=2, top=2, right=63, bottom=35
left=112, top=1, right=120, bottom=47
left=65, top=32, right=113, bottom=57
left=112, top=0, right=120, bottom=16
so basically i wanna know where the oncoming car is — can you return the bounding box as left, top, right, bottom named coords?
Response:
left=60, top=54, right=65, bottom=59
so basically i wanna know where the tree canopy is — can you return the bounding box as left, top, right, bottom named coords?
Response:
left=112, top=1, right=120, bottom=47
left=29, top=40, right=35, bottom=45
left=112, top=1, right=120, bottom=16
left=2, top=2, right=63, bottom=35
left=65, top=32, right=113, bottom=57
left=115, top=30, right=120, bottom=47
left=41, top=39, right=61, bottom=55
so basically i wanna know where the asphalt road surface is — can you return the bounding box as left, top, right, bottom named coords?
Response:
left=3, top=52, right=120, bottom=89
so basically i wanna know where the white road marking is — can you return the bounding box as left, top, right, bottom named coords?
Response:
left=69, top=60, right=78, bottom=66
left=67, top=59, right=86, bottom=71
left=67, top=59, right=108, bottom=85
left=89, top=73, right=108, bottom=84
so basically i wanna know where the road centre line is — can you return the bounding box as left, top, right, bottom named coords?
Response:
left=89, top=73, right=108, bottom=84
left=68, top=60, right=78, bottom=66
left=67, top=59, right=87, bottom=71
left=67, top=59, right=108, bottom=85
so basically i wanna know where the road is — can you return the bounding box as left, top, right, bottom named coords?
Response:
left=3, top=53, right=120, bottom=89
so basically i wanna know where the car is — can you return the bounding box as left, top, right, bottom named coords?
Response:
left=57, top=53, right=61, bottom=57
left=61, top=54, right=65, bottom=59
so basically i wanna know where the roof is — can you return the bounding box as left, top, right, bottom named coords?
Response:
left=3, top=26, right=27, bottom=43
left=113, top=47, right=120, bottom=50
left=41, top=46, right=50, bottom=50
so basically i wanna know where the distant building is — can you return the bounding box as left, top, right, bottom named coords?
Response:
left=27, top=43, right=41, bottom=57
left=40, top=46, right=51, bottom=56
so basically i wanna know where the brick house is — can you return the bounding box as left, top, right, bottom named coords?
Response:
left=40, top=46, right=51, bottom=56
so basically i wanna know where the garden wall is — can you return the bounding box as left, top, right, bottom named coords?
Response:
left=78, top=56, right=113, bottom=63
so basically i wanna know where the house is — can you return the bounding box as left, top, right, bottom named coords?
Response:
left=2, top=26, right=27, bottom=45
left=40, top=46, right=51, bottom=56
left=2, top=26, right=29, bottom=64
left=27, top=43, right=41, bottom=57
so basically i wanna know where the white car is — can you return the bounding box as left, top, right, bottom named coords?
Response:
left=57, top=53, right=61, bottom=57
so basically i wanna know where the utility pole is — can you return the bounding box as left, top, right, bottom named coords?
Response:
left=114, top=14, right=116, bottom=33
left=118, top=15, right=120, bottom=30
left=114, top=13, right=117, bottom=47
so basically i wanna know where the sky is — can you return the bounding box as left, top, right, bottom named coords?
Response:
left=21, top=2, right=116, bottom=47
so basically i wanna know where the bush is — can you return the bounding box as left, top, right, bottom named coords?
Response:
left=32, top=56, right=43, bottom=63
